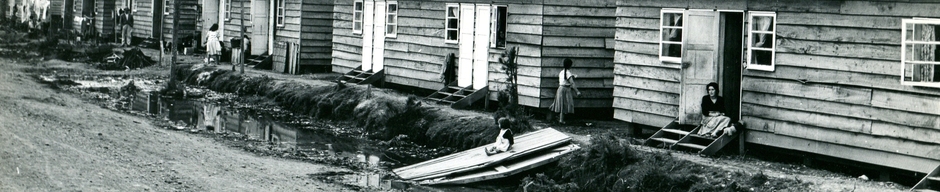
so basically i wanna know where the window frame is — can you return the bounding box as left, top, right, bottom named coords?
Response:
left=490, top=5, right=507, bottom=48
left=658, top=9, right=684, bottom=64
left=275, top=0, right=285, bottom=27
left=901, top=18, right=940, bottom=87
left=164, top=0, right=171, bottom=15
left=746, top=11, right=777, bottom=71
left=224, top=0, right=230, bottom=20
left=444, top=3, right=459, bottom=44
left=353, top=0, right=363, bottom=34
left=385, top=1, right=398, bottom=38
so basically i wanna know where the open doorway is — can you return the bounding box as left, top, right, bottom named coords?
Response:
left=718, top=11, right=743, bottom=123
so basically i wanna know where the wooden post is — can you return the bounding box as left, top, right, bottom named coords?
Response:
left=236, top=6, right=245, bottom=72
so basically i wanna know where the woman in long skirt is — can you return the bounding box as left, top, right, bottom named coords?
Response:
left=549, top=58, right=581, bottom=124
left=205, top=24, right=222, bottom=66
left=697, top=82, right=732, bottom=137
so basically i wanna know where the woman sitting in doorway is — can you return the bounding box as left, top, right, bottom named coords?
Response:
left=697, top=82, right=732, bottom=137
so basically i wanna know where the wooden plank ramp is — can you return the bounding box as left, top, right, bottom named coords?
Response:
left=393, top=128, right=571, bottom=181
left=417, top=143, right=580, bottom=185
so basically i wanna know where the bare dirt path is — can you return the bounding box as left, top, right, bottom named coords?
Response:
left=0, top=58, right=351, bottom=191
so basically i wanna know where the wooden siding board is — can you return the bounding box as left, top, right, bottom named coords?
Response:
left=543, top=36, right=606, bottom=48
left=776, top=25, right=899, bottom=45
left=746, top=0, right=842, bottom=13
left=776, top=39, right=899, bottom=61
left=614, top=97, right=677, bottom=120
left=614, top=63, right=680, bottom=82
left=745, top=65, right=940, bottom=97
left=775, top=52, right=898, bottom=77
left=615, top=6, right=661, bottom=19
left=871, top=90, right=940, bottom=115
left=614, top=40, right=659, bottom=55
left=614, top=108, right=676, bottom=127
left=741, top=78, right=871, bottom=105
left=543, top=5, right=615, bottom=16
left=840, top=1, right=940, bottom=18
left=613, top=86, right=679, bottom=106
left=613, top=74, right=680, bottom=95
left=742, top=103, right=872, bottom=134
left=543, top=26, right=614, bottom=37
left=616, top=17, right=659, bottom=30
left=749, top=118, right=940, bottom=160
left=776, top=12, right=901, bottom=30
left=615, top=28, right=658, bottom=44
left=872, top=122, right=940, bottom=145
left=746, top=131, right=939, bottom=173
left=541, top=47, right=614, bottom=58
left=542, top=16, right=614, bottom=28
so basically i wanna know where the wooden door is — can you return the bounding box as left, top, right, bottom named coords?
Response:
left=471, top=4, right=490, bottom=90
left=371, top=2, right=386, bottom=71
left=456, top=4, right=475, bottom=88
left=678, top=10, right=720, bottom=125
left=360, top=1, right=374, bottom=71
left=152, top=0, right=162, bottom=38
left=250, top=0, right=268, bottom=54
left=201, top=0, right=219, bottom=44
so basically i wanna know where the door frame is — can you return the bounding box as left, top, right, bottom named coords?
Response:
left=677, top=9, right=745, bottom=124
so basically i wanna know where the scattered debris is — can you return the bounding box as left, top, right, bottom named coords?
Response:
left=96, top=48, right=155, bottom=70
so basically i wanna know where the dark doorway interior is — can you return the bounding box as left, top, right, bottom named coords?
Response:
left=719, top=12, right=743, bottom=123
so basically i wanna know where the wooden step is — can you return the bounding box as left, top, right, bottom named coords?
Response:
left=436, top=91, right=466, bottom=97
left=427, top=98, right=455, bottom=104
left=343, top=75, right=365, bottom=80
left=649, top=137, right=678, bottom=144
left=688, top=134, right=717, bottom=140
left=675, top=143, right=707, bottom=150
left=914, top=189, right=939, bottom=192
left=661, top=129, right=691, bottom=135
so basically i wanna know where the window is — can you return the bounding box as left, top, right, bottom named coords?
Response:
left=445, top=4, right=459, bottom=43
left=353, top=0, right=363, bottom=34
left=490, top=5, right=506, bottom=48
left=224, top=0, right=230, bottom=20
left=659, top=9, right=683, bottom=63
left=746, top=12, right=776, bottom=71
left=128, top=0, right=137, bottom=12
left=276, top=0, right=285, bottom=26
left=385, top=1, right=397, bottom=37
left=901, top=18, right=940, bottom=87
left=164, top=0, right=171, bottom=15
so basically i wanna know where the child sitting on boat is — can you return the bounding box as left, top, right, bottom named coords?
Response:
left=485, top=118, right=515, bottom=155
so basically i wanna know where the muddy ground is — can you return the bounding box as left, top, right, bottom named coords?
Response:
left=0, top=37, right=912, bottom=191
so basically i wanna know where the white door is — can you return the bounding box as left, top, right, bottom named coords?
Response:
left=471, top=5, right=490, bottom=90
left=250, top=0, right=269, bottom=54
left=360, top=1, right=374, bottom=71
left=456, top=4, right=475, bottom=88
left=371, top=2, right=386, bottom=71
left=678, top=10, right=720, bottom=125
left=201, top=0, right=219, bottom=44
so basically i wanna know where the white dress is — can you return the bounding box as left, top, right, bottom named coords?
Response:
left=206, top=31, right=222, bottom=55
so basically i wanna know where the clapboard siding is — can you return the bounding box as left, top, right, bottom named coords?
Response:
left=614, top=0, right=940, bottom=173
left=162, top=0, right=199, bottom=41
left=223, top=0, right=251, bottom=41
left=95, top=0, right=116, bottom=36
left=298, top=0, right=334, bottom=69
left=131, top=0, right=156, bottom=38
left=330, top=0, right=359, bottom=73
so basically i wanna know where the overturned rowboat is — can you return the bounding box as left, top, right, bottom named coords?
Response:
left=392, top=128, right=580, bottom=185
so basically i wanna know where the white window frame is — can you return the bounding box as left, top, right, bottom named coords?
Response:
left=659, top=9, right=684, bottom=64
left=275, top=0, right=285, bottom=27
left=901, top=18, right=940, bottom=87
left=164, top=0, right=171, bottom=15
left=490, top=5, right=506, bottom=48
left=224, top=0, right=231, bottom=20
left=746, top=11, right=777, bottom=71
left=385, top=1, right=398, bottom=38
left=353, top=0, right=363, bottom=34
left=444, top=3, right=459, bottom=44
left=129, top=0, right=138, bottom=12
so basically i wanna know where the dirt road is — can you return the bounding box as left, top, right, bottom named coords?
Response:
left=0, top=58, right=351, bottom=191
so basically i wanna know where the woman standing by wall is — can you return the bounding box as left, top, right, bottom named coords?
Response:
left=550, top=58, right=581, bottom=124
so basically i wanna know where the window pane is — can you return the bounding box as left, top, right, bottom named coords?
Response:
left=447, top=18, right=458, bottom=29
left=388, top=4, right=397, bottom=13
left=907, top=43, right=939, bottom=62
left=750, top=33, right=773, bottom=48
left=661, top=28, right=682, bottom=42
left=912, top=23, right=939, bottom=42
left=661, top=43, right=682, bottom=58
left=354, top=12, right=362, bottom=20
left=662, top=13, right=682, bottom=27
left=447, top=30, right=458, bottom=40
left=387, top=25, right=397, bottom=35
left=905, top=23, right=914, bottom=41
left=750, top=50, right=773, bottom=66
left=387, top=15, right=396, bottom=24
left=447, top=7, right=458, bottom=17
left=751, top=16, right=774, bottom=31
left=355, top=2, right=362, bottom=11
left=354, top=21, right=362, bottom=31
left=912, top=63, right=940, bottom=82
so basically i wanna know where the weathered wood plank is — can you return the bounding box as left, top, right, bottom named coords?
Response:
left=740, top=78, right=872, bottom=105
left=871, top=89, right=940, bottom=115
left=746, top=65, right=940, bottom=97
left=776, top=39, right=899, bottom=61
left=776, top=12, right=901, bottom=30
left=542, top=57, right=615, bottom=69
left=398, top=8, right=444, bottom=19
left=614, top=63, right=680, bottom=82
left=740, top=116, right=775, bottom=132
left=614, top=40, right=659, bottom=55
left=614, top=97, right=678, bottom=120
left=614, top=108, right=676, bottom=128
left=614, top=51, right=670, bottom=68
left=745, top=131, right=938, bottom=173
left=506, top=33, right=542, bottom=45
left=742, top=103, right=872, bottom=134
left=543, top=26, right=614, bottom=37
left=543, top=0, right=615, bottom=7
left=543, top=36, right=607, bottom=48
left=507, top=23, right=542, bottom=35
left=687, top=0, right=746, bottom=10
left=746, top=0, right=842, bottom=13
left=542, top=47, right=614, bottom=58
left=615, top=28, right=658, bottom=44
left=613, top=86, right=679, bottom=106
left=777, top=25, right=898, bottom=45
left=398, top=16, right=444, bottom=28
left=760, top=118, right=940, bottom=163
left=774, top=52, right=898, bottom=77
left=613, top=74, right=680, bottom=95
left=544, top=5, right=615, bottom=16
left=871, top=121, right=940, bottom=145
left=542, top=16, right=615, bottom=28
left=840, top=1, right=940, bottom=18
left=742, top=91, right=873, bottom=120
left=616, top=17, right=659, bottom=30
left=507, top=4, right=542, bottom=15
left=616, top=6, right=664, bottom=19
